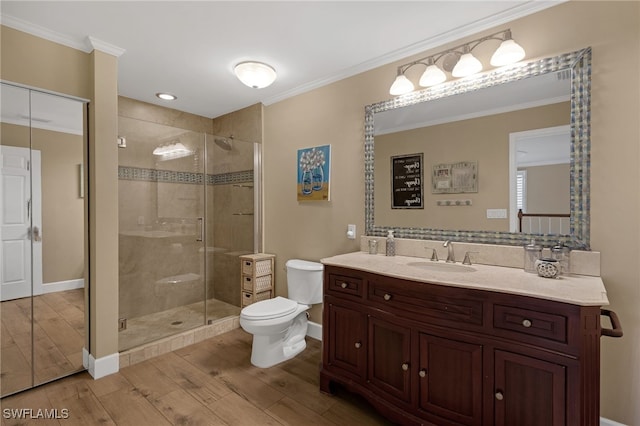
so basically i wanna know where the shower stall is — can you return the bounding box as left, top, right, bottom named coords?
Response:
left=117, top=116, right=260, bottom=351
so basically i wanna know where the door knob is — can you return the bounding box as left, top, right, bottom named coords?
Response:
left=522, top=319, right=532, bottom=328
left=401, top=363, right=409, bottom=371
left=495, top=391, right=504, bottom=401
left=341, top=282, right=348, bottom=289
left=32, top=226, right=42, bottom=242
left=354, top=342, right=361, bottom=349
left=383, top=293, right=392, bottom=301
left=418, top=369, right=427, bottom=378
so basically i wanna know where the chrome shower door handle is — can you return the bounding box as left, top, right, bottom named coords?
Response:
left=196, top=218, right=203, bottom=242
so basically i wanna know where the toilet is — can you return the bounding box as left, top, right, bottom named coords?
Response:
left=240, top=259, right=323, bottom=368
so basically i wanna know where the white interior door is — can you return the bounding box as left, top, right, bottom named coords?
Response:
left=0, top=146, right=42, bottom=301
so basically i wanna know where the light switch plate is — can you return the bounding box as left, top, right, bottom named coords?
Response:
left=347, top=224, right=356, bottom=239
left=487, top=209, right=507, bottom=219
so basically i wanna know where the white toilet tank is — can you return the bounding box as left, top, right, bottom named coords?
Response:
left=285, top=259, right=323, bottom=305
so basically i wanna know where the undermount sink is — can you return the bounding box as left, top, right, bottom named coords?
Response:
left=406, top=261, right=476, bottom=273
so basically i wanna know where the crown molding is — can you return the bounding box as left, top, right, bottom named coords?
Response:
left=1, top=14, right=125, bottom=57
left=262, top=1, right=566, bottom=106
left=86, top=36, right=126, bottom=57
left=1, top=14, right=91, bottom=52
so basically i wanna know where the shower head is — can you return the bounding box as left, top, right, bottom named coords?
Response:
left=214, top=137, right=233, bottom=151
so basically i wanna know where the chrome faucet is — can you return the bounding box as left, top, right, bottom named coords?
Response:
left=443, top=240, right=455, bottom=263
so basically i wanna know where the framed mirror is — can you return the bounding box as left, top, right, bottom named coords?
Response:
left=365, top=48, right=591, bottom=249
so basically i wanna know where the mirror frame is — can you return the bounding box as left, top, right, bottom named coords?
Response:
left=365, top=48, right=591, bottom=249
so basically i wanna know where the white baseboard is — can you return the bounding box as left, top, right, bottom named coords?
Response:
left=307, top=321, right=322, bottom=341
left=42, top=278, right=84, bottom=294
left=601, top=418, right=627, bottom=426
left=85, top=349, right=119, bottom=379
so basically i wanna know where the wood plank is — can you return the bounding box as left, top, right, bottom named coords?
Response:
left=208, top=391, right=283, bottom=425
left=149, top=351, right=232, bottom=404
left=118, top=359, right=179, bottom=400
left=266, top=396, right=336, bottom=426
left=97, top=387, right=171, bottom=426
left=149, top=388, right=227, bottom=425
left=214, top=368, right=285, bottom=410
left=54, top=393, right=115, bottom=426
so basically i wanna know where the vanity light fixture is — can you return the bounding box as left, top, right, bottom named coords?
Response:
left=156, top=92, right=177, bottom=101
left=234, top=61, right=277, bottom=89
left=389, top=28, right=526, bottom=95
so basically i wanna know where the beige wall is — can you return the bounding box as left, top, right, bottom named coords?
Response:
left=374, top=102, right=569, bottom=231
left=263, top=2, right=639, bottom=423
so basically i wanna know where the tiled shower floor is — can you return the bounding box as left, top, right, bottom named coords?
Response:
left=119, top=298, right=240, bottom=351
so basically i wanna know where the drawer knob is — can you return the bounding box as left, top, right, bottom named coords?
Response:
left=383, top=293, right=392, bottom=301
left=354, top=342, right=362, bottom=349
left=401, top=363, right=409, bottom=371
left=418, top=369, right=427, bottom=378
left=522, top=319, right=532, bottom=328
left=340, top=282, right=348, bottom=289
left=495, top=391, right=504, bottom=401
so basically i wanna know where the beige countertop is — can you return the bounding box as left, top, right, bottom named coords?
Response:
left=321, top=251, right=609, bottom=306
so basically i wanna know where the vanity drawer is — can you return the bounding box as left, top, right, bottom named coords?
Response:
left=367, top=278, right=483, bottom=330
left=493, top=304, right=568, bottom=344
left=327, top=273, right=364, bottom=299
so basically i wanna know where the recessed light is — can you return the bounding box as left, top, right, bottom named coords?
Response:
left=156, top=92, right=177, bottom=101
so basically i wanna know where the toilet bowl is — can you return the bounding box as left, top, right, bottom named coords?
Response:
left=240, top=259, right=323, bottom=368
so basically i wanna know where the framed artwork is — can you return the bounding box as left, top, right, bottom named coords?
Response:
left=297, top=145, right=331, bottom=201
left=432, top=161, right=477, bottom=194
left=391, top=153, right=423, bottom=209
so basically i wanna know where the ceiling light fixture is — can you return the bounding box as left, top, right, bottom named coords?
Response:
left=389, top=29, right=526, bottom=96
left=156, top=92, right=177, bottom=101
left=152, top=141, right=192, bottom=160
left=234, top=61, right=277, bottom=89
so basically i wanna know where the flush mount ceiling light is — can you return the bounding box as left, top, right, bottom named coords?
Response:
left=234, top=61, right=277, bottom=89
left=389, top=28, right=526, bottom=96
left=156, top=92, right=177, bottom=101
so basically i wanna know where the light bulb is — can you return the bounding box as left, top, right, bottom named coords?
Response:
left=419, top=64, right=447, bottom=87
left=490, top=39, right=526, bottom=66
left=452, top=52, right=483, bottom=78
left=389, top=74, right=414, bottom=95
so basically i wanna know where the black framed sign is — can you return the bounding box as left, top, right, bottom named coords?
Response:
left=391, top=153, right=424, bottom=209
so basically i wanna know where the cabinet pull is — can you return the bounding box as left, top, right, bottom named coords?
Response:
left=354, top=342, right=362, bottom=349
left=495, top=391, right=504, bottom=401
left=418, top=369, right=427, bottom=378
left=383, top=293, right=392, bottom=301
left=522, top=319, right=532, bottom=328
left=401, top=363, right=409, bottom=371
left=340, top=282, right=348, bottom=289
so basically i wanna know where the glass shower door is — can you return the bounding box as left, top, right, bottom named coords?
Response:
left=204, top=135, right=257, bottom=322
left=118, top=117, right=206, bottom=351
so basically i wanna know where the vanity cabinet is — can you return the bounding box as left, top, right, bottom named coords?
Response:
left=320, top=264, right=607, bottom=426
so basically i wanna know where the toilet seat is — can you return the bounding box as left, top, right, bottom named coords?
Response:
left=241, top=296, right=298, bottom=320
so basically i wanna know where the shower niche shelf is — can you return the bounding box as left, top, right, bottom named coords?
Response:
left=240, top=253, right=276, bottom=307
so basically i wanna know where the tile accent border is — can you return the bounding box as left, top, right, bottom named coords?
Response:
left=118, top=166, right=253, bottom=186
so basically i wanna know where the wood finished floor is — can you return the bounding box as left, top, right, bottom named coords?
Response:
left=1, top=328, right=393, bottom=426
left=1, top=289, right=85, bottom=397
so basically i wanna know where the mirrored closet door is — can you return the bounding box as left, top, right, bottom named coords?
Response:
left=0, top=82, right=88, bottom=397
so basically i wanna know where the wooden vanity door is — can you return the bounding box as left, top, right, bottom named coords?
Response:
left=494, top=350, right=566, bottom=426
left=367, top=315, right=412, bottom=404
left=417, top=333, right=483, bottom=426
left=325, top=299, right=367, bottom=381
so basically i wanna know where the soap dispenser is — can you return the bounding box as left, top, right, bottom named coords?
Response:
left=386, top=230, right=396, bottom=257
